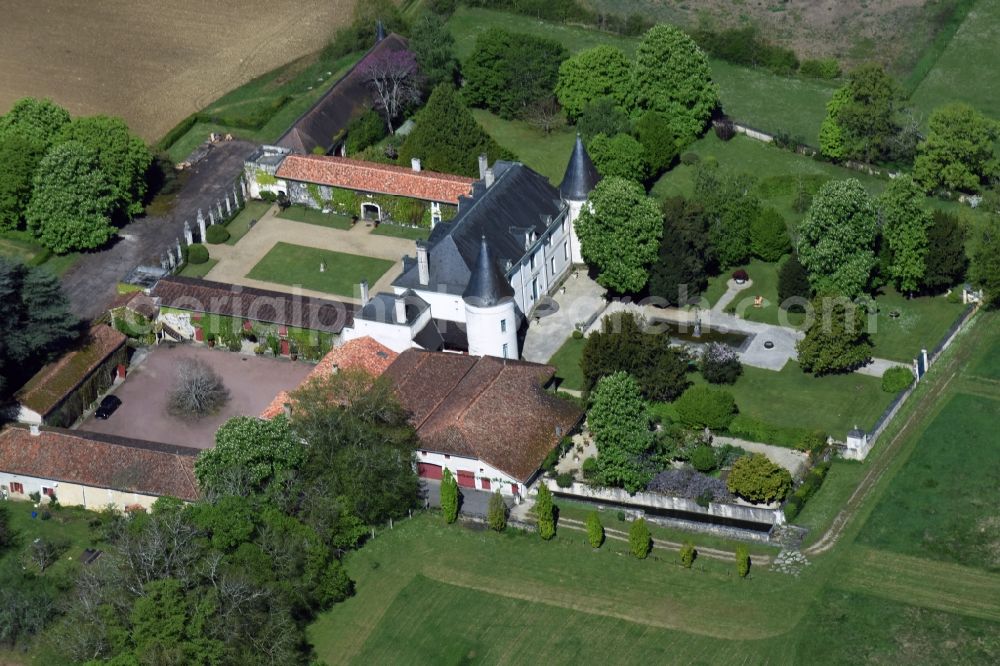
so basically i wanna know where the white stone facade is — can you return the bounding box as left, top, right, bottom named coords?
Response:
left=415, top=449, right=528, bottom=496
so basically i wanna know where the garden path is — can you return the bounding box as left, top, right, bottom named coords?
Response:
left=712, top=278, right=753, bottom=314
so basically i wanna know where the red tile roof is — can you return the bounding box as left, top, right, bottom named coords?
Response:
left=275, top=155, right=474, bottom=204
left=260, top=337, right=398, bottom=419
left=0, top=425, right=199, bottom=501
left=15, top=324, right=128, bottom=417
left=109, top=291, right=159, bottom=319
left=383, top=351, right=584, bottom=482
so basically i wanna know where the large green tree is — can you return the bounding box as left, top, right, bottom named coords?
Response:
left=463, top=28, right=567, bottom=119
left=921, top=210, right=968, bottom=293
left=409, top=11, right=459, bottom=89
left=797, top=179, right=877, bottom=298
left=648, top=198, right=711, bottom=306
left=877, top=174, right=931, bottom=294
left=555, top=45, right=632, bottom=120
left=0, top=98, right=70, bottom=147
left=588, top=371, right=654, bottom=493
left=576, top=96, right=630, bottom=141
left=576, top=176, right=663, bottom=293
left=587, top=132, right=648, bottom=181
left=0, top=134, right=45, bottom=231
left=971, top=228, right=1000, bottom=307
left=57, top=115, right=153, bottom=217
left=399, top=84, right=514, bottom=177
left=196, top=415, right=305, bottom=494
left=695, top=166, right=760, bottom=268
left=726, top=454, right=792, bottom=503
left=750, top=208, right=791, bottom=262
left=796, top=297, right=873, bottom=374
left=631, top=24, right=718, bottom=145
left=633, top=110, right=678, bottom=177
left=25, top=141, right=116, bottom=253
left=914, top=103, right=999, bottom=193
left=818, top=64, right=902, bottom=163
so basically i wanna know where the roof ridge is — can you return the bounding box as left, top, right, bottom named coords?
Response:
left=454, top=356, right=505, bottom=427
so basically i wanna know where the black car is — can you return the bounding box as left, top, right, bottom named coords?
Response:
left=95, top=395, right=122, bottom=420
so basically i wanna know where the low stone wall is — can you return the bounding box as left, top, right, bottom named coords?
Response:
left=545, top=480, right=784, bottom=527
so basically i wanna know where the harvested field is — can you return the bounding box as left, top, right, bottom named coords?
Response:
left=0, top=0, right=358, bottom=142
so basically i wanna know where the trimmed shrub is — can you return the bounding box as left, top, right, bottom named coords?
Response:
left=536, top=484, right=556, bottom=540
left=783, top=461, right=831, bottom=521
left=727, top=454, right=792, bottom=504
left=674, top=386, right=737, bottom=430
left=555, top=472, right=574, bottom=488
left=629, top=518, right=652, bottom=559
left=441, top=469, right=459, bottom=524
left=571, top=329, right=584, bottom=340
left=714, top=119, right=736, bottom=141
left=689, top=445, right=717, bottom=473
left=487, top=490, right=508, bottom=532
left=581, top=456, right=599, bottom=479
left=881, top=366, right=915, bottom=393
left=186, top=244, right=209, bottom=264
left=205, top=225, right=230, bottom=244
left=700, top=343, right=743, bottom=385
left=736, top=544, right=750, bottom=577
left=586, top=511, right=604, bottom=548
left=750, top=208, right=791, bottom=262
left=679, top=541, right=696, bottom=568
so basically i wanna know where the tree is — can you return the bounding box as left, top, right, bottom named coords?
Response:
left=971, top=228, right=1000, bottom=307
left=522, top=95, right=565, bottom=135
left=587, top=132, right=648, bottom=181
left=797, top=179, right=877, bottom=299
left=440, top=468, right=459, bottom=523
left=0, top=256, right=79, bottom=396
left=345, top=109, right=388, bottom=154
left=818, top=87, right=850, bottom=161
left=694, top=166, right=760, bottom=268
left=777, top=253, right=811, bottom=310
left=576, top=176, right=662, bottom=293
left=360, top=49, right=422, bottom=134
left=819, top=65, right=903, bottom=163
left=914, top=103, right=999, bottom=193
left=750, top=208, right=791, bottom=262
left=796, top=297, right=873, bottom=374
left=726, top=453, right=792, bottom=504
left=487, top=490, right=507, bottom=532
left=555, top=45, right=632, bottom=120
left=167, top=357, right=230, bottom=418
left=535, top=484, right=555, bottom=540
left=700, top=343, right=742, bottom=384
left=463, top=29, right=568, bottom=119
left=195, top=415, right=305, bottom=494
left=588, top=372, right=654, bottom=493
left=921, top=210, right=968, bottom=293
left=585, top=511, right=604, bottom=548
left=631, top=25, right=718, bottom=145
left=0, top=505, right=13, bottom=553
left=648, top=197, right=713, bottom=305
left=399, top=84, right=514, bottom=177
left=628, top=518, right=652, bottom=559
left=877, top=174, right=931, bottom=294
left=674, top=386, right=737, bottom=430
left=679, top=541, right=696, bottom=568
left=736, top=544, right=750, bottom=577
left=633, top=110, right=678, bottom=177
left=0, top=135, right=45, bottom=231
left=0, top=98, right=69, bottom=147
left=409, top=11, right=459, bottom=90
left=25, top=141, right=116, bottom=253
left=576, top=96, right=630, bottom=141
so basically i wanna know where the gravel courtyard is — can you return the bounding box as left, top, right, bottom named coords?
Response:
left=79, top=343, right=311, bottom=448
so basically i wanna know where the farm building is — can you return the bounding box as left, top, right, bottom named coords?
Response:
left=383, top=349, right=583, bottom=497
left=0, top=424, right=199, bottom=510
left=13, top=324, right=128, bottom=428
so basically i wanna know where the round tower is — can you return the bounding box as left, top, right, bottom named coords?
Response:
left=558, top=133, right=602, bottom=264
left=464, top=236, right=518, bottom=359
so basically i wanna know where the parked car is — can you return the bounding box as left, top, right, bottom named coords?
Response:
left=95, top=395, right=122, bottom=420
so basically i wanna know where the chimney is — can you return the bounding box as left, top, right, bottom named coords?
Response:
left=359, top=280, right=370, bottom=307
left=478, top=154, right=488, bottom=180
left=282, top=402, right=292, bottom=418
left=395, top=295, right=407, bottom=324
left=29, top=424, right=40, bottom=436
left=416, top=241, right=429, bottom=286
left=411, top=157, right=421, bottom=172
left=484, top=168, right=494, bottom=188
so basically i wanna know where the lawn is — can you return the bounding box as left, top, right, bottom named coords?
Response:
left=178, top=258, right=218, bottom=279
left=224, top=200, right=272, bottom=245
left=712, top=259, right=808, bottom=328
left=547, top=334, right=587, bottom=390
left=0, top=231, right=80, bottom=276
left=371, top=224, right=430, bottom=241
left=276, top=205, right=353, bottom=230
left=246, top=242, right=394, bottom=297
left=868, top=288, right=966, bottom=362
left=472, top=109, right=577, bottom=184
left=857, top=391, right=1000, bottom=571
left=2, top=502, right=100, bottom=580
left=447, top=7, right=834, bottom=142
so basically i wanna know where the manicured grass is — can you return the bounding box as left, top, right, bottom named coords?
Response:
left=547, top=334, right=587, bottom=390
left=794, top=461, right=866, bottom=538
left=370, top=224, right=430, bottom=241
left=472, top=109, right=577, bottom=184
left=909, top=0, right=1000, bottom=122
left=276, top=206, right=353, bottom=230
left=0, top=231, right=80, bottom=276
left=716, top=259, right=807, bottom=328
left=178, top=258, right=218, bottom=279
left=246, top=242, right=394, bottom=297
left=858, top=391, right=1000, bottom=571
left=2, top=502, right=101, bottom=580
left=224, top=200, right=272, bottom=245
left=868, top=288, right=966, bottom=362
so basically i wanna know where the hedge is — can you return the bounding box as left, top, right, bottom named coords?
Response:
left=782, top=461, right=831, bottom=521
left=881, top=366, right=914, bottom=393
left=726, top=414, right=824, bottom=451
left=205, top=225, right=230, bottom=244
left=187, top=244, right=209, bottom=264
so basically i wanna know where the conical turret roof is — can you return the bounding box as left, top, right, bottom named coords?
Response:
left=463, top=236, right=514, bottom=307
left=559, top=133, right=601, bottom=200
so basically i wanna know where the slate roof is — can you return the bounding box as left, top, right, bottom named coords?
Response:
left=276, top=155, right=473, bottom=204
left=559, top=133, right=601, bottom=200
left=0, top=425, right=199, bottom=501
left=150, top=276, right=355, bottom=334
left=276, top=33, right=410, bottom=155
left=384, top=350, right=583, bottom=482
left=463, top=236, right=515, bottom=307
left=393, top=162, right=566, bottom=293
left=358, top=291, right=429, bottom=325
left=15, top=324, right=127, bottom=418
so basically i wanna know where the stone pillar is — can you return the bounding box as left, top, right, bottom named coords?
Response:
left=208, top=209, right=216, bottom=226
left=198, top=215, right=207, bottom=243
left=217, top=201, right=224, bottom=221
left=234, top=184, right=242, bottom=206
left=167, top=249, right=176, bottom=269
left=197, top=208, right=205, bottom=230
left=176, top=238, right=182, bottom=259
left=240, top=178, right=248, bottom=198
left=160, top=254, right=168, bottom=271
left=183, top=220, right=193, bottom=246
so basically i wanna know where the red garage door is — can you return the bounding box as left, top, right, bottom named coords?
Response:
left=481, top=478, right=491, bottom=491
left=457, top=470, right=476, bottom=488
left=417, top=463, right=442, bottom=480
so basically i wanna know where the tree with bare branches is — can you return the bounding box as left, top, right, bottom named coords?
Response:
left=167, top=357, right=229, bottom=418
left=360, top=49, right=422, bottom=134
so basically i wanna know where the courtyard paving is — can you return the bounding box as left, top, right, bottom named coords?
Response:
left=78, top=343, right=312, bottom=448
left=205, top=206, right=415, bottom=303
left=521, top=269, right=607, bottom=363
